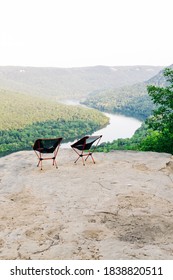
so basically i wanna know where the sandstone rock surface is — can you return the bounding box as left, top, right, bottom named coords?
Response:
left=0, top=149, right=173, bottom=260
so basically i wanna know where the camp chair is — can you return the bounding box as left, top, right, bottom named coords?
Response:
left=71, top=135, right=102, bottom=165
left=33, top=137, right=63, bottom=170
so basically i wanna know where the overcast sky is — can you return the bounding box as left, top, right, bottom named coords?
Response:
left=0, top=0, right=172, bottom=68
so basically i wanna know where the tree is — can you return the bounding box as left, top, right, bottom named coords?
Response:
left=141, top=68, right=173, bottom=154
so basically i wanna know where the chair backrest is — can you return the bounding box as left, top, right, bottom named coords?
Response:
left=71, top=135, right=102, bottom=151
left=33, top=137, right=63, bottom=153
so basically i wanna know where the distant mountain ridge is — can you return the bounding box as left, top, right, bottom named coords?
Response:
left=0, top=65, right=163, bottom=100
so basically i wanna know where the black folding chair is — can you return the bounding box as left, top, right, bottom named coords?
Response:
left=71, top=135, right=102, bottom=165
left=33, top=137, right=63, bottom=170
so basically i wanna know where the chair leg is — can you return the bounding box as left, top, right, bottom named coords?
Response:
left=37, top=159, right=43, bottom=170
left=53, top=158, right=58, bottom=168
left=36, top=153, right=43, bottom=170
left=85, top=153, right=95, bottom=164
left=90, top=154, right=95, bottom=164
left=37, top=159, right=42, bottom=169
left=35, top=152, right=59, bottom=170
left=82, top=156, right=85, bottom=166
left=74, top=155, right=80, bottom=164
left=74, top=155, right=86, bottom=165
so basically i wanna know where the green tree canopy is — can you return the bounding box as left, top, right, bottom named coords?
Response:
left=97, top=68, right=173, bottom=155
left=147, top=68, right=173, bottom=132
left=141, top=68, right=173, bottom=154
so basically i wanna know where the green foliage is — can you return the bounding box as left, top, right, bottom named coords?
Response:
left=0, top=119, right=105, bottom=156
left=0, top=90, right=108, bottom=130
left=0, top=90, right=108, bottom=156
left=98, top=68, right=173, bottom=155
left=146, top=68, right=173, bottom=133
left=82, top=83, right=154, bottom=121
left=139, top=130, right=173, bottom=153
left=97, top=123, right=148, bottom=152
left=140, top=68, right=173, bottom=154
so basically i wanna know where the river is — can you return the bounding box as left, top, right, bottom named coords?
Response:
left=60, top=100, right=142, bottom=148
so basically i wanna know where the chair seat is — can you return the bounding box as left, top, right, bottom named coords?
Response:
left=33, top=137, right=63, bottom=170
left=71, top=135, right=102, bottom=165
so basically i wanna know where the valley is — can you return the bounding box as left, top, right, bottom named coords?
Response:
left=0, top=64, right=168, bottom=156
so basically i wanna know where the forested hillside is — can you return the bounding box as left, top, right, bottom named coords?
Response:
left=0, top=90, right=108, bottom=156
left=0, top=66, right=162, bottom=100
left=0, top=64, right=169, bottom=157
left=97, top=67, right=173, bottom=155
left=83, top=65, right=172, bottom=120
left=82, top=84, right=151, bottom=120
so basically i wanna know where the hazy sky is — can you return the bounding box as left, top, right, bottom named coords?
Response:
left=0, top=0, right=172, bottom=68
